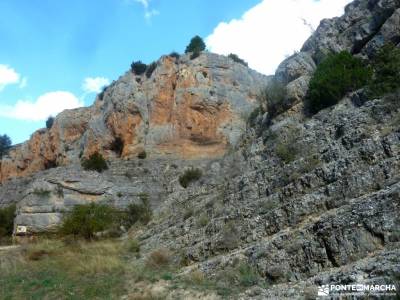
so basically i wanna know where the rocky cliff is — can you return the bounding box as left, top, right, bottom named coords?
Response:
left=0, top=53, right=269, bottom=183
left=1, top=0, right=400, bottom=298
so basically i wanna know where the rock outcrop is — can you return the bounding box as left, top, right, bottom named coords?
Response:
left=271, top=0, right=400, bottom=118
left=301, top=0, right=400, bottom=58
left=0, top=53, right=269, bottom=183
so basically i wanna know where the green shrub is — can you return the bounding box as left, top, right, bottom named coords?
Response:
left=98, top=85, right=108, bottom=101
left=81, top=152, right=108, bottom=173
left=262, top=79, right=287, bottom=120
left=0, top=204, right=16, bottom=238
left=228, top=54, right=248, bottom=67
left=0, top=134, right=12, bottom=158
left=368, top=43, right=400, bottom=98
left=275, top=126, right=301, bottom=164
left=221, top=221, right=240, bottom=250
left=197, top=213, right=209, bottom=228
left=46, top=116, right=55, bottom=129
left=275, top=142, right=296, bottom=163
left=146, top=62, right=157, bottom=78
left=131, top=61, right=147, bottom=75
left=60, top=203, right=118, bottom=240
left=179, top=168, right=202, bottom=188
left=169, top=52, right=180, bottom=60
left=301, top=155, right=321, bottom=174
left=126, top=239, right=140, bottom=255
left=123, top=193, right=152, bottom=227
left=247, top=106, right=264, bottom=127
left=183, top=207, right=194, bottom=220
left=213, top=262, right=260, bottom=295
left=306, top=51, right=372, bottom=114
left=137, top=150, right=147, bottom=159
left=237, top=263, right=260, bottom=287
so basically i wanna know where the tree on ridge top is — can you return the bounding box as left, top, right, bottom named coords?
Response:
left=185, top=35, right=206, bottom=54
left=0, top=134, right=12, bottom=158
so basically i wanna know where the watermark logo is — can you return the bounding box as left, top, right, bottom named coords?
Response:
left=317, top=283, right=397, bottom=297
left=317, top=285, right=330, bottom=296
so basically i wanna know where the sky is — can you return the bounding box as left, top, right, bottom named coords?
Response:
left=0, top=0, right=352, bottom=144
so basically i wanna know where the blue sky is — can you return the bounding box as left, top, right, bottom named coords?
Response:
left=0, top=0, right=351, bottom=144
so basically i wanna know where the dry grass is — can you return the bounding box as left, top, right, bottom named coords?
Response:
left=187, top=270, right=206, bottom=285
left=1, top=238, right=253, bottom=299
left=145, top=248, right=172, bottom=269
left=0, top=238, right=127, bottom=299
left=127, top=281, right=168, bottom=300
left=63, top=240, right=124, bottom=275
left=22, top=238, right=63, bottom=261
left=17, top=238, right=124, bottom=275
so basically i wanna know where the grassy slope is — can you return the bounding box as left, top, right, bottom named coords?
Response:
left=0, top=237, right=260, bottom=299
left=0, top=239, right=126, bottom=300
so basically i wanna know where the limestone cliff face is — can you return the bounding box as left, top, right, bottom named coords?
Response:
left=0, top=53, right=269, bottom=183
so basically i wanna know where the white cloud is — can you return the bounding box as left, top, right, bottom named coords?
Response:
left=145, top=9, right=159, bottom=20
left=206, top=0, right=353, bottom=75
left=135, top=0, right=149, bottom=9
left=0, top=65, right=21, bottom=91
left=128, top=0, right=159, bottom=21
left=0, top=91, right=84, bottom=121
left=82, top=77, right=110, bottom=94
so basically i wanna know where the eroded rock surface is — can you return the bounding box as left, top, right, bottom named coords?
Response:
left=0, top=53, right=269, bottom=183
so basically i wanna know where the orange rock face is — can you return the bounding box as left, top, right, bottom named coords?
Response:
left=106, top=111, right=143, bottom=157
left=0, top=53, right=269, bottom=182
left=0, top=107, right=91, bottom=182
left=145, top=57, right=235, bottom=158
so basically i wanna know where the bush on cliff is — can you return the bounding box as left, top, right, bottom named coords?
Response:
left=46, top=116, right=55, bottom=129
left=0, top=204, right=16, bottom=239
left=247, top=106, right=264, bottom=127
left=0, top=134, right=12, bottom=158
left=137, top=150, right=147, bottom=159
left=131, top=61, right=147, bottom=75
left=81, top=152, right=108, bottom=173
left=306, top=51, right=372, bottom=114
left=123, top=193, right=152, bottom=227
left=228, top=53, right=248, bottom=67
left=169, top=52, right=180, bottom=60
left=179, top=168, right=202, bottom=188
left=145, top=62, right=157, bottom=78
left=263, top=79, right=287, bottom=120
left=368, top=43, right=400, bottom=98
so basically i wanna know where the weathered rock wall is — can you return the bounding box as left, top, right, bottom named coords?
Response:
left=0, top=53, right=270, bottom=183
left=136, top=93, right=400, bottom=298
